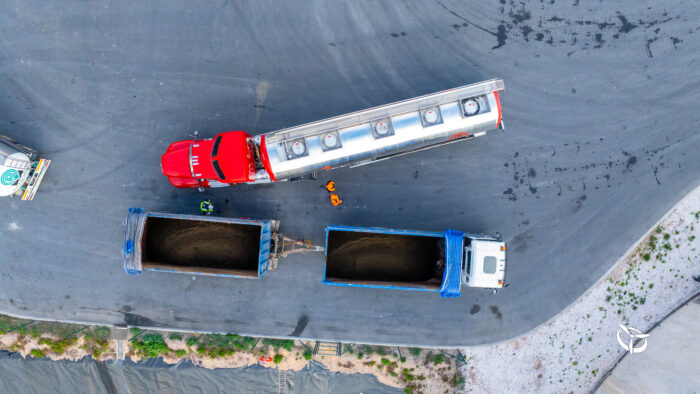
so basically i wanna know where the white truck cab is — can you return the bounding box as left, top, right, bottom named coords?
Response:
left=0, top=135, right=50, bottom=200
left=463, top=238, right=507, bottom=290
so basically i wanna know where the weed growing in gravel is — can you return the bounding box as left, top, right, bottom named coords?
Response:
left=132, top=334, right=170, bottom=359
left=169, top=333, right=182, bottom=341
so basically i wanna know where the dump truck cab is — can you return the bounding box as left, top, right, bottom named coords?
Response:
left=463, top=238, right=506, bottom=289
left=0, top=135, right=50, bottom=200
left=161, top=131, right=270, bottom=189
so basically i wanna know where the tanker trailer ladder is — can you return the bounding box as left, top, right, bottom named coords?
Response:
left=268, top=220, right=324, bottom=270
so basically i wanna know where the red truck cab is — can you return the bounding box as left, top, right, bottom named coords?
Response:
left=161, top=131, right=257, bottom=188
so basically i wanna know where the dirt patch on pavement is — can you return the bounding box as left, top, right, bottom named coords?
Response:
left=143, top=217, right=261, bottom=273
left=326, top=231, right=444, bottom=285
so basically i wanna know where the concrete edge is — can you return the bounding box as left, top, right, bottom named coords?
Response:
left=587, top=291, right=700, bottom=394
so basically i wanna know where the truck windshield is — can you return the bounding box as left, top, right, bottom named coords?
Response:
left=212, top=136, right=222, bottom=157
left=483, top=256, right=497, bottom=274
left=212, top=159, right=226, bottom=180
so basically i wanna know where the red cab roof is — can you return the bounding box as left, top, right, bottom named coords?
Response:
left=213, top=131, right=254, bottom=183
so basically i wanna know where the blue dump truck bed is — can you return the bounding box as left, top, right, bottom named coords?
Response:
left=122, top=208, right=273, bottom=278
left=323, top=226, right=464, bottom=298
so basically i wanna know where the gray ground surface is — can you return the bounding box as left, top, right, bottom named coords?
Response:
left=0, top=0, right=698, bottom=346
left=597, top=295, right=700, bottom=394
left=0, top=354, right=397, bottom=394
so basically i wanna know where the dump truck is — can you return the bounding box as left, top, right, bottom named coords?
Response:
left=0, top=135, right=51, bottom=200
left=323, top=226, right=506, bottom=297
left=161, top=79, right=504, bottom=189
left=121, top=208, right=322, bottom=277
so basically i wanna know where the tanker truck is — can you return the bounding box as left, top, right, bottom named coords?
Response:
left=161, top=79, right=504, bottom=189
left=0, top=134, right=51, bottom=200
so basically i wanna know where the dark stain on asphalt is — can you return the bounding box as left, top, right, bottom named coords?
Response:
left=617, top=15, right=637, bottom=33
left=573, top=194, right=587, bottom=213
left=489, top=305, right=503, bottom=321
left=123, top=313, right=162, bottom=327
left=503, top=187, right=517, bottom=201
left=494, top=25, right=508, bottom=49
left=594, top=32, right=604, bottom=48
left=528, top=168, right=536, bottom=178
left=120, top=305, right=133, bottom=312
left=435, top=1, right=507, bottom=49
left=289, top=314, right=309, bottom=337
left=626, top=156, right=638, bottom=170
left=511, top=229, right=533, bottom=252
left=470, top=304, right=481, bottom=315
left=224, top=319, right=249, bottom=325
left=509, top=6, right=531, bottom=23
left=174, top=316, right=196, bottom=323
left=64, top=294, right=71, bottom=299
left=414, top=170, right=419, bottom=179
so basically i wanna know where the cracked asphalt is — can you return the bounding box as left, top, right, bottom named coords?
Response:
left=1, top=0, right=698, bottom=346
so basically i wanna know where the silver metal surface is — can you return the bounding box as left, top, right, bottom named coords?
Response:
left=264, top=80, right=503, bottom=180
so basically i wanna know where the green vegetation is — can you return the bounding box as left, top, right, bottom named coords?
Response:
left=175, top=349, right=186, bottom=357
left=39, top=338, right=77, bottom=354
left=30, top=349, right=45, bottom=358
left=169, top=333, right=183, bottom=341
left=132, top=334, right=170, bottom=359
left=94, top=326, right=110, bottom=340
left=273, top=354, right=283, bottom=364
left=304, top=352, right=312, bottom=360
left=451, top=374, right=466, bottom=389
left=262, top=338, right=294, bottom=351
left=408, top=347, right=421, bottom=356
left=192, top=334, right=258, bottom=358
left=381, top=358, right=391, bottom=365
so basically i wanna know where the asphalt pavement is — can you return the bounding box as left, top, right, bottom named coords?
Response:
left=1, top=0, right=698, bottom=346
